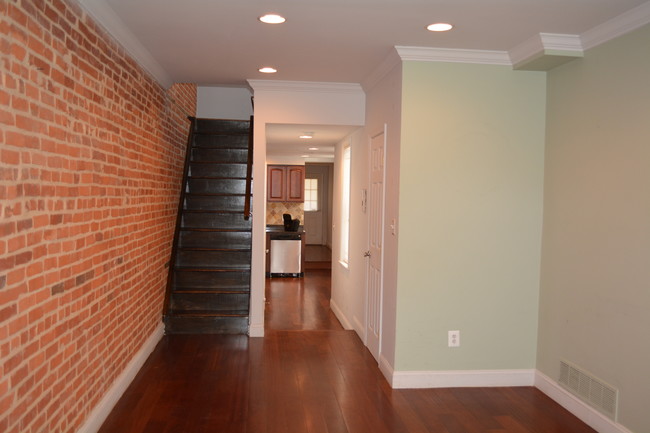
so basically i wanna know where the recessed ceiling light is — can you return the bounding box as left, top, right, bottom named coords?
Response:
left=259, top=67, right=277, bottom=74
left=308, top=147, right=319, bottom=151
left=299, top=135, right=313, bottom=139
left=427, top=22, right=453, bottom=32
left=301, top=154, right=310, bottom=158
left=259, top=14, right=286, bottom=24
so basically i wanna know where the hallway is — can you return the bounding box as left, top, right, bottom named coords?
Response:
left=98, top=271, right=595, bottom=433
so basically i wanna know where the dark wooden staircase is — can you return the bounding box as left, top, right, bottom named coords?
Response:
left=164, top=117, right=253, bottom=334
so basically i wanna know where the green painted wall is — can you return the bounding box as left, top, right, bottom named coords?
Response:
left=396, top=62, right=546, bottom=370
left=539, top=24, right=650, bottom=433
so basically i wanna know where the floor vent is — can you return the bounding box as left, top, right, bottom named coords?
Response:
left=559, top=360, right=618, bottom=421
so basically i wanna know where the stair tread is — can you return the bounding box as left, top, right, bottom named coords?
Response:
left=180, top=228, right=251, bottom=232
left=174, top=266, right=251, bottom=271
left=185, top=192, right=247, bottom=197
left=172, top=288, right=250, bottom=294
left=187, top=176, right=247, bottom=180
left=168, top=310, right=249, bottom=317
left=178, top=246, right=251, bottom=250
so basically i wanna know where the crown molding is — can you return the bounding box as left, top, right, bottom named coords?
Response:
left=581, top=0, right=650, bottom=50
left=247, top=80, right=364, bottom=94
left=77, top=0, right=173, bottom=88
left=510, top=33, right=583, bottom=70
left=361, top=48, right=402, bottom=92
left=395, top=46, right=512, bottom=66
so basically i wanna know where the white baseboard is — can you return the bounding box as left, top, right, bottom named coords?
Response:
left=248, top=323, right=264, bottom=337
left=534, top=371, right=634, bottom=433
left=379, top=354, right=395, bottom=385
left=77, top=322, right=164, bottom=433
left=391, top=368, right=536, bottom=389
left=329, top=298, right=353, bottom=330
left=352, top=316, right=365, bottom=340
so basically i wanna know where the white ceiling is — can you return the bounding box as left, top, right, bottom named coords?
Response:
left=266, top=124, right=360, bottom=161
left=92, top=0, right=649, bottom=86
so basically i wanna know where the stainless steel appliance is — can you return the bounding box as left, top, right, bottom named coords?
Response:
left=269, top=232, right=302, bottom=276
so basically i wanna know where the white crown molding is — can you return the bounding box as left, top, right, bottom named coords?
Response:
left=581, top=0, right=650, bottom=50
left=247, top=80, right=364, bottom=95
left=77, top=323, right=164, bottom=433
left=509, top=33, right=583, bottom=69
left=77, top=0, right=173, bottom=88
left=390, top=369, right=535, bottom=389
left=539, top=33, right=583, bottom=51
left=395, top=46, right=512, bottom=66
left=361, top=48, right=402, bottom=92
left=535, top=371, right=634, bottom=433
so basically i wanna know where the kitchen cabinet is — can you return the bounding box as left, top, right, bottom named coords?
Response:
left=267, top=165, right=304, bottom=202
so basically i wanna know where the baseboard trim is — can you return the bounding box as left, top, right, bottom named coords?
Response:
left=534, top=371, right=633, bottom=433
left=248, top=323, right=265, bottom=337
left=77, top=322, right=164, bottom=433
left=329, top=298, right=353, bottom=330
left=391, top=368, right=536, bottom=389
left=379, top=354, right=395, bottom=385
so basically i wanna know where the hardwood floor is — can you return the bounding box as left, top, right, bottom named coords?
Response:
left=98, top=270, right=596, bottom=433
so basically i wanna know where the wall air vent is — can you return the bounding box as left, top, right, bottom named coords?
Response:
left=559, top=360, right=618, bottom=421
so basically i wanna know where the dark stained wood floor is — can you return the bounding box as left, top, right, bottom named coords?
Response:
left=98, top=270, right=596, bottom=433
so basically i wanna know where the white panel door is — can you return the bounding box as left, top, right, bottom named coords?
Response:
left=366, top=129, right=385, bottom=362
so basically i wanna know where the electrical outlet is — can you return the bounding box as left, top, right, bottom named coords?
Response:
left=448, top=330, right=460, bottom=347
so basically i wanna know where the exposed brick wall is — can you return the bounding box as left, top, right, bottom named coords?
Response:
left=0, top=1, right=197, bottom=432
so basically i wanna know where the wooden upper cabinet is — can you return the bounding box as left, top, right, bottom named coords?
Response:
left=267, top=165, right=304, bottom=202
left=286, top=166, right=304, bottom=201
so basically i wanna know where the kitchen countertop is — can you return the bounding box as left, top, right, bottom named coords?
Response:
left=266, top=224, right=305, bottom=234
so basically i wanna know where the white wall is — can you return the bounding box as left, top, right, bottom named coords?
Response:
left=362, top=59, right=404, bottom=371
left=196, top=86, right=253, bottom=119
left=246, top=80, right=365, bottom=337
left=331, top=129, right=368, bottom=336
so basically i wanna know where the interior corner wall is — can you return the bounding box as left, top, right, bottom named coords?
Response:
left=396, top=61, right=546, bottom=372
left=0, top=1, right=197, bottom=432
left=538, top=23, right=650, bottom=433
left=196, top=86, right=253, bottom=120
left=362, top=63, right=403, bottom=370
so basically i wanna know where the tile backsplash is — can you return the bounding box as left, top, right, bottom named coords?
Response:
left=266, top=202, right=304, bottom=225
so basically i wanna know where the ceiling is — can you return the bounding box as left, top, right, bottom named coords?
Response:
left=265, top=124, right=360, bottom=161
left=81, top=0, right=649, bottom=159
left=88, top=0, right=648, bottom=86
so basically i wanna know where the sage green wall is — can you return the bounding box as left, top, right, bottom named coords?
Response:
left=396, top=62, right=546, bottom=371
left=539, top=24, right=650, bottom=433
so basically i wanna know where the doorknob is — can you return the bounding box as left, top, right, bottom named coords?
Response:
left=363, top=251, right=371, bottom=258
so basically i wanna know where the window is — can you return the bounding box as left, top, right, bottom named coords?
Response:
left=340, top=146, right=351, bottom=265
left=304, top=178, right=319, bottom=211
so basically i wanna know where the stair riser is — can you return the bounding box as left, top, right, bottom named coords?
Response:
left=164, top=315, right=249, bottom=334
left=184, top=195, right=246, bottom=211
left=176, top=250, right=251, bottom=269
left=181, top=213, right=252, bottom=230
left=186, top=178, right=246, bottom=195
left=189, top=163, right=247, bottom=178
left=169, top=293, right=249, bottom=312
left=193, top=134, right=249, bottom=149
left=194, top=119, right=250, bottom=134
left=192, top=148, right=248, bottom=163
left=179, top=231, right=251, bottom=249
left=173, top=270, right=251, bottom=290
